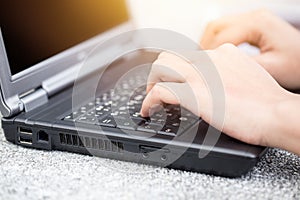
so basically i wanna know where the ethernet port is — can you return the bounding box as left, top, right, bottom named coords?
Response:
left=37, top=130, right=49, bottom=142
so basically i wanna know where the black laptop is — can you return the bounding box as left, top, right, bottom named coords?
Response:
left=0, top=1, right=267, bottom=177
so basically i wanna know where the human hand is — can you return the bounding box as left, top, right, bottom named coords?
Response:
left=141, top=44, right=293, bottom=150
left=201, top=9, right=300, bottom=90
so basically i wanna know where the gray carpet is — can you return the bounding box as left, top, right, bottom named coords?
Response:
left=0, top=118, right=300, bottom=200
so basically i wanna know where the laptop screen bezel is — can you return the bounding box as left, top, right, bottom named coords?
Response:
left=0, top=2, right=133, bottom=117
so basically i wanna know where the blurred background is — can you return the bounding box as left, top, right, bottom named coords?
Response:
left=127, top=0, right=300, bottom=43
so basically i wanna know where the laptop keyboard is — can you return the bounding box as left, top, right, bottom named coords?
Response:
left=63, top=76, right=200, bottom=136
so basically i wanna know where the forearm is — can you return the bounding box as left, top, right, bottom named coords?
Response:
left=272, top=92, right=300, bottom=155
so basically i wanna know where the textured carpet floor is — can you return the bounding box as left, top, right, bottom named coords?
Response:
left=0, top=118, right=300, bottom=200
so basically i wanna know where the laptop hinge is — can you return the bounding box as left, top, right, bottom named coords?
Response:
left=20, top=88, right=48, bottom=113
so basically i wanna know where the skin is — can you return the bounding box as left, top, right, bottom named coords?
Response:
left=201, top=9, right=300, bottom=90
left=140, top=10, right=300, bottom=156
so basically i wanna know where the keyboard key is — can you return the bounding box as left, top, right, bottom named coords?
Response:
left=130, top=117, right=147, bottom=126
left=158, top=125, right=178, bottom=136
left=115, top=118, right=137, bottom=130
left=63, top=75, right=201, bottom=138
left=127, top=99, right=142, bottom=106
left=131, top=112, right=142, bottom=118
left=134, top=94, right=144, bottom=101
left=76, top=116, right=98, bottom=125
left=137, top=122, right=163, bottom=133
left=181, top=110, right=199, bottom=119
left=97, top=117, right=117, bottom=128
left=63, top=113, right=77, bottom=121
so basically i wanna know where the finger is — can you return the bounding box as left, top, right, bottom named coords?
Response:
left=146, top=52, right=196, bottom=93
left=146, top=62, right=185, bottom=93
left=201, top=16, right=262, bottom=49
left=142, top=83, right=179, bottom=117
left=203, top=26, right=261, bottom=50
left=201, top=20, right=228, bottom=49
left=141, top=82, right=201, bottom=117
left=212, top=26, right=262, bottom=49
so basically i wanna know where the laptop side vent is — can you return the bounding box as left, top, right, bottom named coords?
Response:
left=59, top=133, right=124, bottom=153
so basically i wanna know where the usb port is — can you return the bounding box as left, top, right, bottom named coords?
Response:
left=18, top=127, right=33, bottom=135
left=18, top=135, right=33, bottom=145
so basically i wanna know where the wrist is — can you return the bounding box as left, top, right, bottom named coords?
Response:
left=271, top=91, right=300, bottom=155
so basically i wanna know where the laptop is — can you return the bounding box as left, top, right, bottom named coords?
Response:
left=0, top=1, right=267, bottom=177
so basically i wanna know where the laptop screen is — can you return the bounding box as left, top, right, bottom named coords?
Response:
left=0, top=1, right=129, bottom=76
